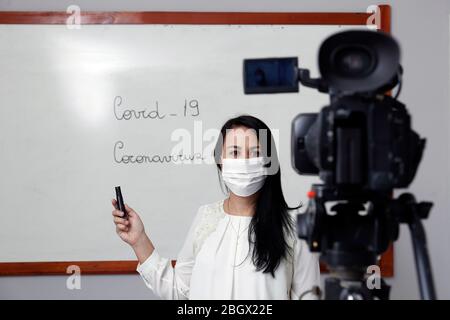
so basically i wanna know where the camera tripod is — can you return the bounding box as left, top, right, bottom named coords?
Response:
left=297, top=185, right=437, bottom=300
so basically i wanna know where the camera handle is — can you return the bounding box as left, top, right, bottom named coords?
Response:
left=298, top=68, right=329, bottom=93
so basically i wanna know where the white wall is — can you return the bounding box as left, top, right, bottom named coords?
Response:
left=0, top=0, right=449, bottom=300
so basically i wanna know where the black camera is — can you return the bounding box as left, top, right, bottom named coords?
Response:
left=243, top=30, right=436, bottom=300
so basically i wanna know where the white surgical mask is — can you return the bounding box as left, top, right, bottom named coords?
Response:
left=221, top=157, right=267, bottom=197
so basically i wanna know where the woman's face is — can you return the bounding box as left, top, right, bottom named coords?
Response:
left=222, top=125, right=260, bottom=160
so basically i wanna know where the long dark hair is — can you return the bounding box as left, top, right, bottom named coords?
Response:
left=214, top=115, right=300, bottom=277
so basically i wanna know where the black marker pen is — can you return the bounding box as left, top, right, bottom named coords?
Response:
left=115, top=186, right=128, bottom=219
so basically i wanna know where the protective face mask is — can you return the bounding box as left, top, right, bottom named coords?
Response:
left=221, top=157, right=267, bottom=197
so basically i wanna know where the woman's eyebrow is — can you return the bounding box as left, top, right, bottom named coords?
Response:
left=227, top=145, right=241, bottom=149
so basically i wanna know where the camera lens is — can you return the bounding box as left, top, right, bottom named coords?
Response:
left=333, top=46, right=376, bottom=78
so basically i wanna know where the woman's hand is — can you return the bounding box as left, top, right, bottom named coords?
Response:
left=111, top=199, right=155, bottom=263
left=111, top=199, right=146, bottom=247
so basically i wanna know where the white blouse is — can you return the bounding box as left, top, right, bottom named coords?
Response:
left=136, top=199, right=320, bottom=300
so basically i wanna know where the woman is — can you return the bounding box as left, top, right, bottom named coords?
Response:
left=111, top=115, right=320, bottom=299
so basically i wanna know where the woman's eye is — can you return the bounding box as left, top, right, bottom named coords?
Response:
left=230, top=150, right=239, bottom=158
left=250, top=150, right=260, bottom=158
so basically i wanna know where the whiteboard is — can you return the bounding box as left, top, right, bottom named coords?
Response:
left=0, top=24, right=366, bottom=262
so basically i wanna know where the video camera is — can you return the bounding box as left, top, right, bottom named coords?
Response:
left=243, top=30, right=436, bottom=300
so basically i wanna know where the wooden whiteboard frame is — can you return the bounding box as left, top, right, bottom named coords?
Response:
left=0, top=5, right=394, bottom=277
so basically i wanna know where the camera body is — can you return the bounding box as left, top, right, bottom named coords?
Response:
left=292, top=94, right=424, bottom=192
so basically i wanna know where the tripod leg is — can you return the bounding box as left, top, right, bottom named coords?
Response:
left=409, top=213, right=437, bottom=300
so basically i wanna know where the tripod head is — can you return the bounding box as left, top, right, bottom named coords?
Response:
left=297, top=185, right=435, bottom=299
left=297, top=186, right=395, bottom=272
